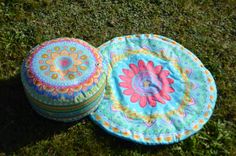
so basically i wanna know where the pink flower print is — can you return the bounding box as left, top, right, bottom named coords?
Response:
left=119, top=60, right=175, bottom=108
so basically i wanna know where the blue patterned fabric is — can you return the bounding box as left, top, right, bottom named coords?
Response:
left=21, top=38, right=106, bottom=122
left=90, top=34, right=217, bottom=144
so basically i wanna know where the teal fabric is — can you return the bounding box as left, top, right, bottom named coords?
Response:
left=21, top=38, right=106, bottom=122
left=29, top=92, right=104, bottom=122
left=90, top=34, right=217, bottom=145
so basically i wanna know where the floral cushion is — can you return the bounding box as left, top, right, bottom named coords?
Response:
left=21, top=38, right=106, bottom=122
left=90, top=34, right=217, bottom=144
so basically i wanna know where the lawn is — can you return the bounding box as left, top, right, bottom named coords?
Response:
left=0, top=0, right=235, bottom=155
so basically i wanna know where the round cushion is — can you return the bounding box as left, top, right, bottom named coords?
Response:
left=21, top=38, right=107, bottom=122
left=90, top=34, right=217, bottom=144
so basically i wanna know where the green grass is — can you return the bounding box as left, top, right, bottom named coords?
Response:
left=0, top=0, right=236, bottom=155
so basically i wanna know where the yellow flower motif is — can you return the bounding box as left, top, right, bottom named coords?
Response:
left=45, top=50, right=82, bottom=77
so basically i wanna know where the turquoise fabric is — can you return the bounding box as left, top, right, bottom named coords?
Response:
left=90, top=34, right=217, bottom=145
left=21, top=38, right=106, bottom=122
left=29, top=91, right=104, bottom=122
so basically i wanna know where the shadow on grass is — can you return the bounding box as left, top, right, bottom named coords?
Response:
left=0, top=74, right=74, bottom=153
left=0, top=74, right=173, bottom=154
left=91, top=122, right=172, bottom=154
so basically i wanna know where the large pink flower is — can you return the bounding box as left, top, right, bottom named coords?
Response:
left=119, top=60, right=175, bottom=108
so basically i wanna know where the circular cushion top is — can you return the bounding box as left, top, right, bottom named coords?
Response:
left=21, top=38, right=106, bottom=105
left=90, top=34, right=217, bottom=145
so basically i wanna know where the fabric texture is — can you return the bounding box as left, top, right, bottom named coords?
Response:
left=21, top=38, right=106, bottom=122
left=90, top=34, right=217, bottom=144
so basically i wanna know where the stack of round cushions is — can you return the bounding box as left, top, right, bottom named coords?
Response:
left=21, top=38, right=107, bottom=122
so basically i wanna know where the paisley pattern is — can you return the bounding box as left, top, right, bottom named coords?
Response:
left=90, top=34, right=217, bottom=145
